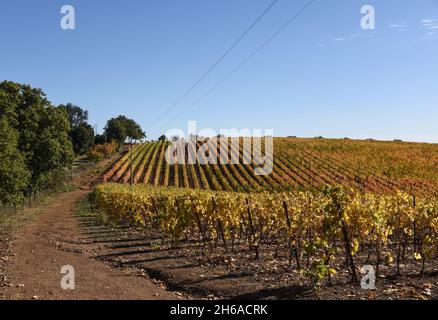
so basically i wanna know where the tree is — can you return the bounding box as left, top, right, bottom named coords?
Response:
left=70, top=123, right=94, bottom=154
left=94, top=134, right=106, bottom=145
left=0, top=118, right=30, bottom=205
left=59, top=103, right=89, bottom=127
left=104, top=115, right=145, bottom=144
left=158, top=135, right=167, bottom=142
left=28, top=106, right=75, bottom=189
left=123, top=118, right=145, bottom=141
left=0, top=81, right=74, bottom=193
left=59, top=103, right=94, bottom=154
left=104, top=117, right=127, bottom=145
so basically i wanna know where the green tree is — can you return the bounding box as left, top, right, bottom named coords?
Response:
left=122, top=117, right=145, bottom=141
left=0, top=118, right=30, bottom=205
left=104, top=117, right=127, bottom=145
left=0, top=81, right=74, bottom=193
left=59, top=103, right=95, bottom=154
left=70, top=123, right=95, bottom=154
left=59, top=103, right=89, bottom=127
left=94, top=134, right=106, bottom=145
left=104, top=115, right=145, bottom=144
left=30, top=106, right=75, bottom=188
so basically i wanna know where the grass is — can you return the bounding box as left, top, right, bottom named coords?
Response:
left=0, top=150, right=125, bottom=238
left=0, top=183, right=77, bottom=237
left=74, top=196, right=116, bottom=229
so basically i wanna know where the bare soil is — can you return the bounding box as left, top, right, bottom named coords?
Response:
left=0, top=155, right=187, bottom=300
left=0, top=189, right=186, bottom=300
left=69, top=210, right=438, bottom=300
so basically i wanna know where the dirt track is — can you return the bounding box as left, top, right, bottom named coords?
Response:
left=2, top=189, right=183, bottom=300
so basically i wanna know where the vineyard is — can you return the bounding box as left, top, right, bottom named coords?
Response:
left=92, top=183, right=438, bottom=287
left=102, top=138, right=438, bottom=195
left=93, top=137, right=438, bottom=293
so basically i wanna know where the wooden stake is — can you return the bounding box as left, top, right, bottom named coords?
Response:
left=245, top=198, right=259, bottom=260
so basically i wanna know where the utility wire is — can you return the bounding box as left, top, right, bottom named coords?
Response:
left=148, top=0, right=280, bottom=132
left=158, top=0, right=317, bottom=131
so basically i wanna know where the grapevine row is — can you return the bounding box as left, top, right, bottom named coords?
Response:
left=92, top=183, right=438, bottom=285
left=102, top=138, right=437, bottom=195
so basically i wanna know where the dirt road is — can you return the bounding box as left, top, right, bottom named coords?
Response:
left=2, top=189, right=183, bottom=300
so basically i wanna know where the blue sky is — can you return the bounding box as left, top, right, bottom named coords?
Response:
left=1, top=0, right=437, bottom=142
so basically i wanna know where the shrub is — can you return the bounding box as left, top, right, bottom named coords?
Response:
left=87, top=141, right=118, bottom=161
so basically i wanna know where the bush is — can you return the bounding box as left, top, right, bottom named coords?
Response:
left=87, top=141, right=118, bottom=161
left=87, top=149, right=105, bottom=162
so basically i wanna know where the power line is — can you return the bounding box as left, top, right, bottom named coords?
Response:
left=157, top=0, right=317, bottom=131
left=148, top=0, right=280, bottom=132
